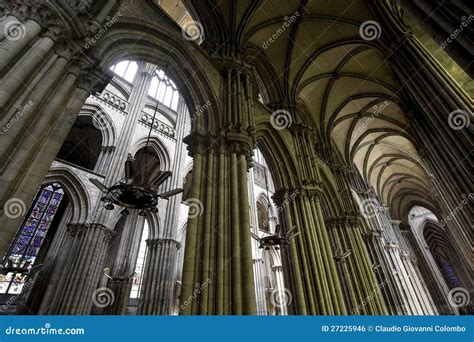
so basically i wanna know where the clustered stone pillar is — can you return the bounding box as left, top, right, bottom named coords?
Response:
left=275, top=186, right=347, bottom=315
left=180, top=63, right=256, bottom=314
left=0, top=1, right=112, bottom=258
left=138, top=238, right=181, bottom=314
left=269, top=124, right=346, bottom=315
left=390, top=219, right=437, bottom=315
left=323, top=164, right=388, bottom=315
left=374, top=3, right=472, bottom=276
left=180, top=133, right=256, bottom=314
left=39, top=223, right=114, bottom=314
left=138, top=98, right=189, bottom=314
left=103, top=211, right=144, bottom=315
left=398, top=0, right=473, bottom=76
left=400, top=225, right=455, bottom=314
left=94, top=146, right=116, bottom=175
left=348, top=167, right=438, bottom=315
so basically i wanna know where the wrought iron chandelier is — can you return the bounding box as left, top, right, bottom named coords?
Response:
left=90, top=101, right=182, bottom=216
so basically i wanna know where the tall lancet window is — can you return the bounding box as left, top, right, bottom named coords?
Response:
left=148, top=69, right=180, bottom=111
left=130, top=220, right=149, bottom=299
left=0, top=184, right=64, bottom=294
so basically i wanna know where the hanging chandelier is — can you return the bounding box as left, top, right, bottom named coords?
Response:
left=90, top=100, right=182, bottom=216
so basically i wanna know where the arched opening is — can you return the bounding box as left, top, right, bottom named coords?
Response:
left=408, top=206, right=472, bottom=314
left=109, top=60, right=139, bottom=83
left=129, top=219, right=149, bottom=302
left=256, top=198, right=270, bottom=232
left=249, top=148, right=287, bottom=315
left=56, top=115, right=103, bottom=171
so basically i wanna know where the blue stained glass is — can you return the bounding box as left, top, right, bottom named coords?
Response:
left=4, top=184, right=64, bottom=294
left=27, top=245, right=39, bottom=257
left=21, top=226, right=34, bottom=236
left=35, top=229, right=47, bottom=238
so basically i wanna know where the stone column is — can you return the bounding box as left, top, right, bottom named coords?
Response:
left=94, top=146, right=115, bottom=175
left=39, top=223, right=115, bottom=314
left=373, top=3, right=472, bottom=273
left=401, top=227, right=455, bottom=314
left=398, top=0, right=473, bottom=76
left=392, top=219, right=438, bottom=315
left=0, top=49, right=111, bottom=258
left=138, top=238, right=181, bottom=314
left=137, top=98, right=189, bottom=314
left=322, top=164, right=387, bottom=315
left=180, top=64, right=256, bottom=315
left=103, top=211, right=144, bottom=314
left=252, top=258, right=267, bottom=315
left=349, top=169, right=408, bottom=315
left=247, top=160, right=269, bottom=315
left=278, top=188, right=347, bottom=315
left=104, top=62, right=156, bottom=186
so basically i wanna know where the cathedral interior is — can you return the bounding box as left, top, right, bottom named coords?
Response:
left=0, top=0, right=472, bottom=316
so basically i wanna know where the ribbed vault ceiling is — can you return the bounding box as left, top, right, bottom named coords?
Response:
left=168, top=0, right=436, bottom=219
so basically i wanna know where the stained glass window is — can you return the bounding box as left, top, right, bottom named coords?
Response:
left=438, top=255, right=460, bottom=288
left=130, top=220, right=149, bottom=299
left=0, top=184, right=64, bottom=294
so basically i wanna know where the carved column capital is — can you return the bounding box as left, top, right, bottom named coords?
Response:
left=146, top=238, right=181, bottom=249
